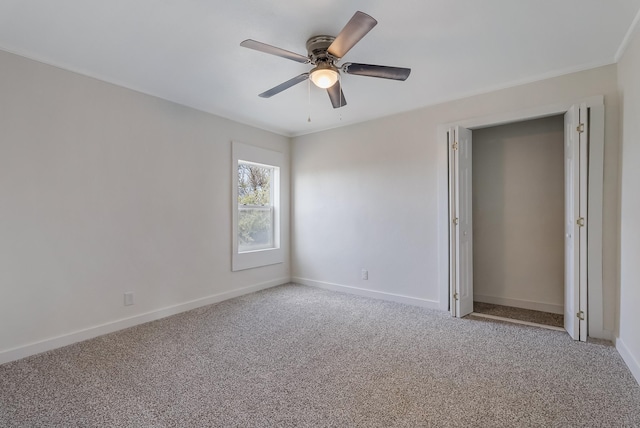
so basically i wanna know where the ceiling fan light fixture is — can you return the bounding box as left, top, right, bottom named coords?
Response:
left=240, top=11, right=410, bottom=109
left=310, top=65, right=339, bottom=89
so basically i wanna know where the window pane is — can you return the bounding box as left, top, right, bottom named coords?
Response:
left=238, top=207, right=273, bottom=252
left=238, top=163, right=271, bottom=205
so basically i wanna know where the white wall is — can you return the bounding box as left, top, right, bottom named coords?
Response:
left=292, top=65, right=619, bottom=337
left=0, top=50, right=291, bottom=363
left=617, top=26, right=640, bottom=383
left=472, top=116, right=565, bottom=314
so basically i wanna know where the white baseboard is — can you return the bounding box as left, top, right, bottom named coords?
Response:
left=293, top=277, right=440, bottom=310
left=616, top=337, right=640, bottom=386
left=588, top=329, right=615, bottom=341
left=0, top=277, right=290, bottom=365
left=474, top=294, right=564, bottom=315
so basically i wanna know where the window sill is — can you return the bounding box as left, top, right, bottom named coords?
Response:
left=232, top=247, right=283, bottom=271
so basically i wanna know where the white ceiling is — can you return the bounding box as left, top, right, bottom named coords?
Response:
left=1, top=1, right=639, bottom=137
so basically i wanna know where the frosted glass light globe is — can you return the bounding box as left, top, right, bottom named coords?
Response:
left=310, top=67, right=339, bottom=89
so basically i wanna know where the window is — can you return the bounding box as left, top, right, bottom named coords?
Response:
left=237, top=161, right=275, bottom=253
left=232, top=141, right=283, bottom=271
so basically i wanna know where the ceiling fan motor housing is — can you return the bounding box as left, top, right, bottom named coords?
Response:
left=306, top=35, right=338, bottom=64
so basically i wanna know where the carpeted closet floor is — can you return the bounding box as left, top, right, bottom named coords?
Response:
left=472, top=301, right=564, bottom=328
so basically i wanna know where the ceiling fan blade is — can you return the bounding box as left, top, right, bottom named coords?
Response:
left=342, top=63, right=411, bottom=81
left=259, top=73, right=309, bottom=98
left=327, top=11, right=377, bottom=59
left=240, top=39, right=309, bottom=63
left=327, top=80, right=347, bottom=108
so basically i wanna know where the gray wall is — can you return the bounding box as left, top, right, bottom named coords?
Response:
left=617, top=26, right=640, bottom=382
left=0, top=50, right=291, bottom=362
left=472, top=116, right=565, bottom=313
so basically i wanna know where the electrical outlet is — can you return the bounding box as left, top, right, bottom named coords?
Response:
left=361, top=269, right=368, bottom=280
left=124, top=292, right=134, bottom=306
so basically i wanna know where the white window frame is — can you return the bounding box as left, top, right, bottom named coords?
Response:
left=232, top=141, right=283, bottom=271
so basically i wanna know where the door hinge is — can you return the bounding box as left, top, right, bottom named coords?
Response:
left=452, top=141, right=459, bottom=151
left=577, top=123, right=585, bottom=133
left=576, top=311, right=585, bottom=321
left=453, top=292, right=459, bottom=301
left=453, top=217, right=459, bottom=225
left=577, top=217, right=585, bottom=227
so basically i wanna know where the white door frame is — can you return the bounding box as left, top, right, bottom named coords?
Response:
left=436, top=96, right=605, bottom=338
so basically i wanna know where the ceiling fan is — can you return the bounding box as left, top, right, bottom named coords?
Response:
left=240, top=11, right=411, bottom=109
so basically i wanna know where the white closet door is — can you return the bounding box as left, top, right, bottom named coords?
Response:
left=564, top=104, right=588, bottom=341
left=448, top=129, right=458, bottom=317
left=578, top=104, right=589, bottom=342
left=449, top=126, right=473, bottom=318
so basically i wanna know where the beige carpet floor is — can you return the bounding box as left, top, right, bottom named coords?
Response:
left=1, top=283, right=639, bottom=427
left=472, top=302, right=564, bottom=328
